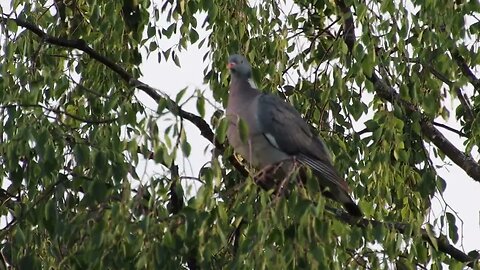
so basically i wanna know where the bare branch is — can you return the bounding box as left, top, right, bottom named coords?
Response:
left=433, top=121, right=467, bottom=137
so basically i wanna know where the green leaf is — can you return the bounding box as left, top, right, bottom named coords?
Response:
left=172, top=52, right=181, bottom=67
left=361, top=51, right=376, bottom=78
left=467, top=250, right=480, bottom=260
left=237, top=118, right=249, bottom=143
left=90, top=180, right=108, bottom=203
left=196, top=94, right=205, bottom=117
left=44, top=198, right=57, bottom=235
left=157, top=97, right=168, bottom=113
left=175, top=87, right=188, bottom=103
left=181, top=139, right=191, bottom=156
left=94, top=151, right=107, bottom=176
left=425, top=224, right=438, bottom=251
left=7, top=20, right=18, bottom=32
left=446, top=212, right=459, bottom=244
left=163, top=48, right=171, bottom=60
left=189, top=29, right=199, bottom=43
left=149, top=41, right=158, bottom=51
left=44, top=199, right=56, bottom=222
left=364, top=119, right=379, bottom=131
left=215, top=117, right=229, bottom=144
left=19, top=254, right=40, bottom=270
left=14, top=227, right=26, bottom=246
left=179, top=0, right=185, bottom=13
left=74, top=144, right=90, bottom=165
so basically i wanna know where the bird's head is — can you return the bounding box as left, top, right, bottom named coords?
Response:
left=227, top=54, right=252, bottom=79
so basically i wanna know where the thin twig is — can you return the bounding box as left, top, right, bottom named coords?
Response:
left=432, top=121, right=467, bottom=137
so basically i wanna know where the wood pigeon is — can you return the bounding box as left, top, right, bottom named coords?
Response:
left=226, top=54, right=362, bottom=217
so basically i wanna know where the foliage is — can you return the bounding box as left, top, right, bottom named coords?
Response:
left=0, top=0, right=479, bottom=269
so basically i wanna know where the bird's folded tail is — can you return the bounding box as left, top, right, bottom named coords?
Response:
left=297, top=154, right=363, bottom=217
left=343, top=199, right=363, bottom=217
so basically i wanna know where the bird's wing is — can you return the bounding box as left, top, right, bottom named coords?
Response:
left=256, top=93, right=329, bottom=160
left=256, top=93, right=351, bottom=193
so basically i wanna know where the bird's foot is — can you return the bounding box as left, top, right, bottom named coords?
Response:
left=253, top=163, right=284, bottom=190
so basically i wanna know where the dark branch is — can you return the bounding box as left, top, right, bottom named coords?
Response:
left=0, top=15, right=248, bottom=177
left=330, top=207, right=479, bottom=268
left=450, top=48, right=480, bottom=92
left=368, top=73, right=480, bottom=183
left=335, top=0, right=355, bottom=53
left=432, top=121, right=467, bottom=137
left=427, top=63, right=475, bottom=125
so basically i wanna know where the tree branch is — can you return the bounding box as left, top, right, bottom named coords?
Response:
left=427, top=65, right=475, bottom=125
left=335, top=0, right=355, bottom=53
left=432, top=121, right=467, bottom=137
left=329, top=207, right=479, bottom=268
left=450, top=48, right=480, bottom=92
left=0, top=15, right=248, bottom=177
left=368, top=73, right=480, bottom=183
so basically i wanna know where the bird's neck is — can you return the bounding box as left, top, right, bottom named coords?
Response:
left=230, top=76, right=258, bottom=94
left=227, top=76, right=260, bottom=112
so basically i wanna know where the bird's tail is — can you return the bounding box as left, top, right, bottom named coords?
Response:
left=297, top=155, right=363, bottom=217
left=343, top=199, right=363, bottom=217
left=323, top=188, right=362, bottom=217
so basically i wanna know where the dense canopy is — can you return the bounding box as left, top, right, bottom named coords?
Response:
left=0, top=0, right=479, bottom=269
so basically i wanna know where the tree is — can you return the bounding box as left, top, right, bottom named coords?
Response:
left=0, top=0, right=479, bottom=268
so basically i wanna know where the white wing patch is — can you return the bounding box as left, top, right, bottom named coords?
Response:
left=264, top=133, right=280, bottom=149
left=248, top=78, right=258, bottom=89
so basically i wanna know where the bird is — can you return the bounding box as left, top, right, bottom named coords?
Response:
left=225, top=54, right=362, bottom=217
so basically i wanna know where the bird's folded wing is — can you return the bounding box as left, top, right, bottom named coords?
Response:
left=256, top=93, right=350, bottom=192
left=256, top=94, right=329, bottom=160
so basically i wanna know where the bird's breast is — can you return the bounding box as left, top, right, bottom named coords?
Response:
left=227, top=121, right=289, bottom=168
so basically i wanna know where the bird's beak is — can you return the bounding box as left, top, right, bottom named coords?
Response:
left=226, top=62, right=236, bottom=70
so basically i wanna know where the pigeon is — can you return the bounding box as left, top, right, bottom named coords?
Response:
left=225, top=54, right=362, bottom=217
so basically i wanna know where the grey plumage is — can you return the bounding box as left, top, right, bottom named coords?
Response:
left=226, top=54, right=362, bottom=217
